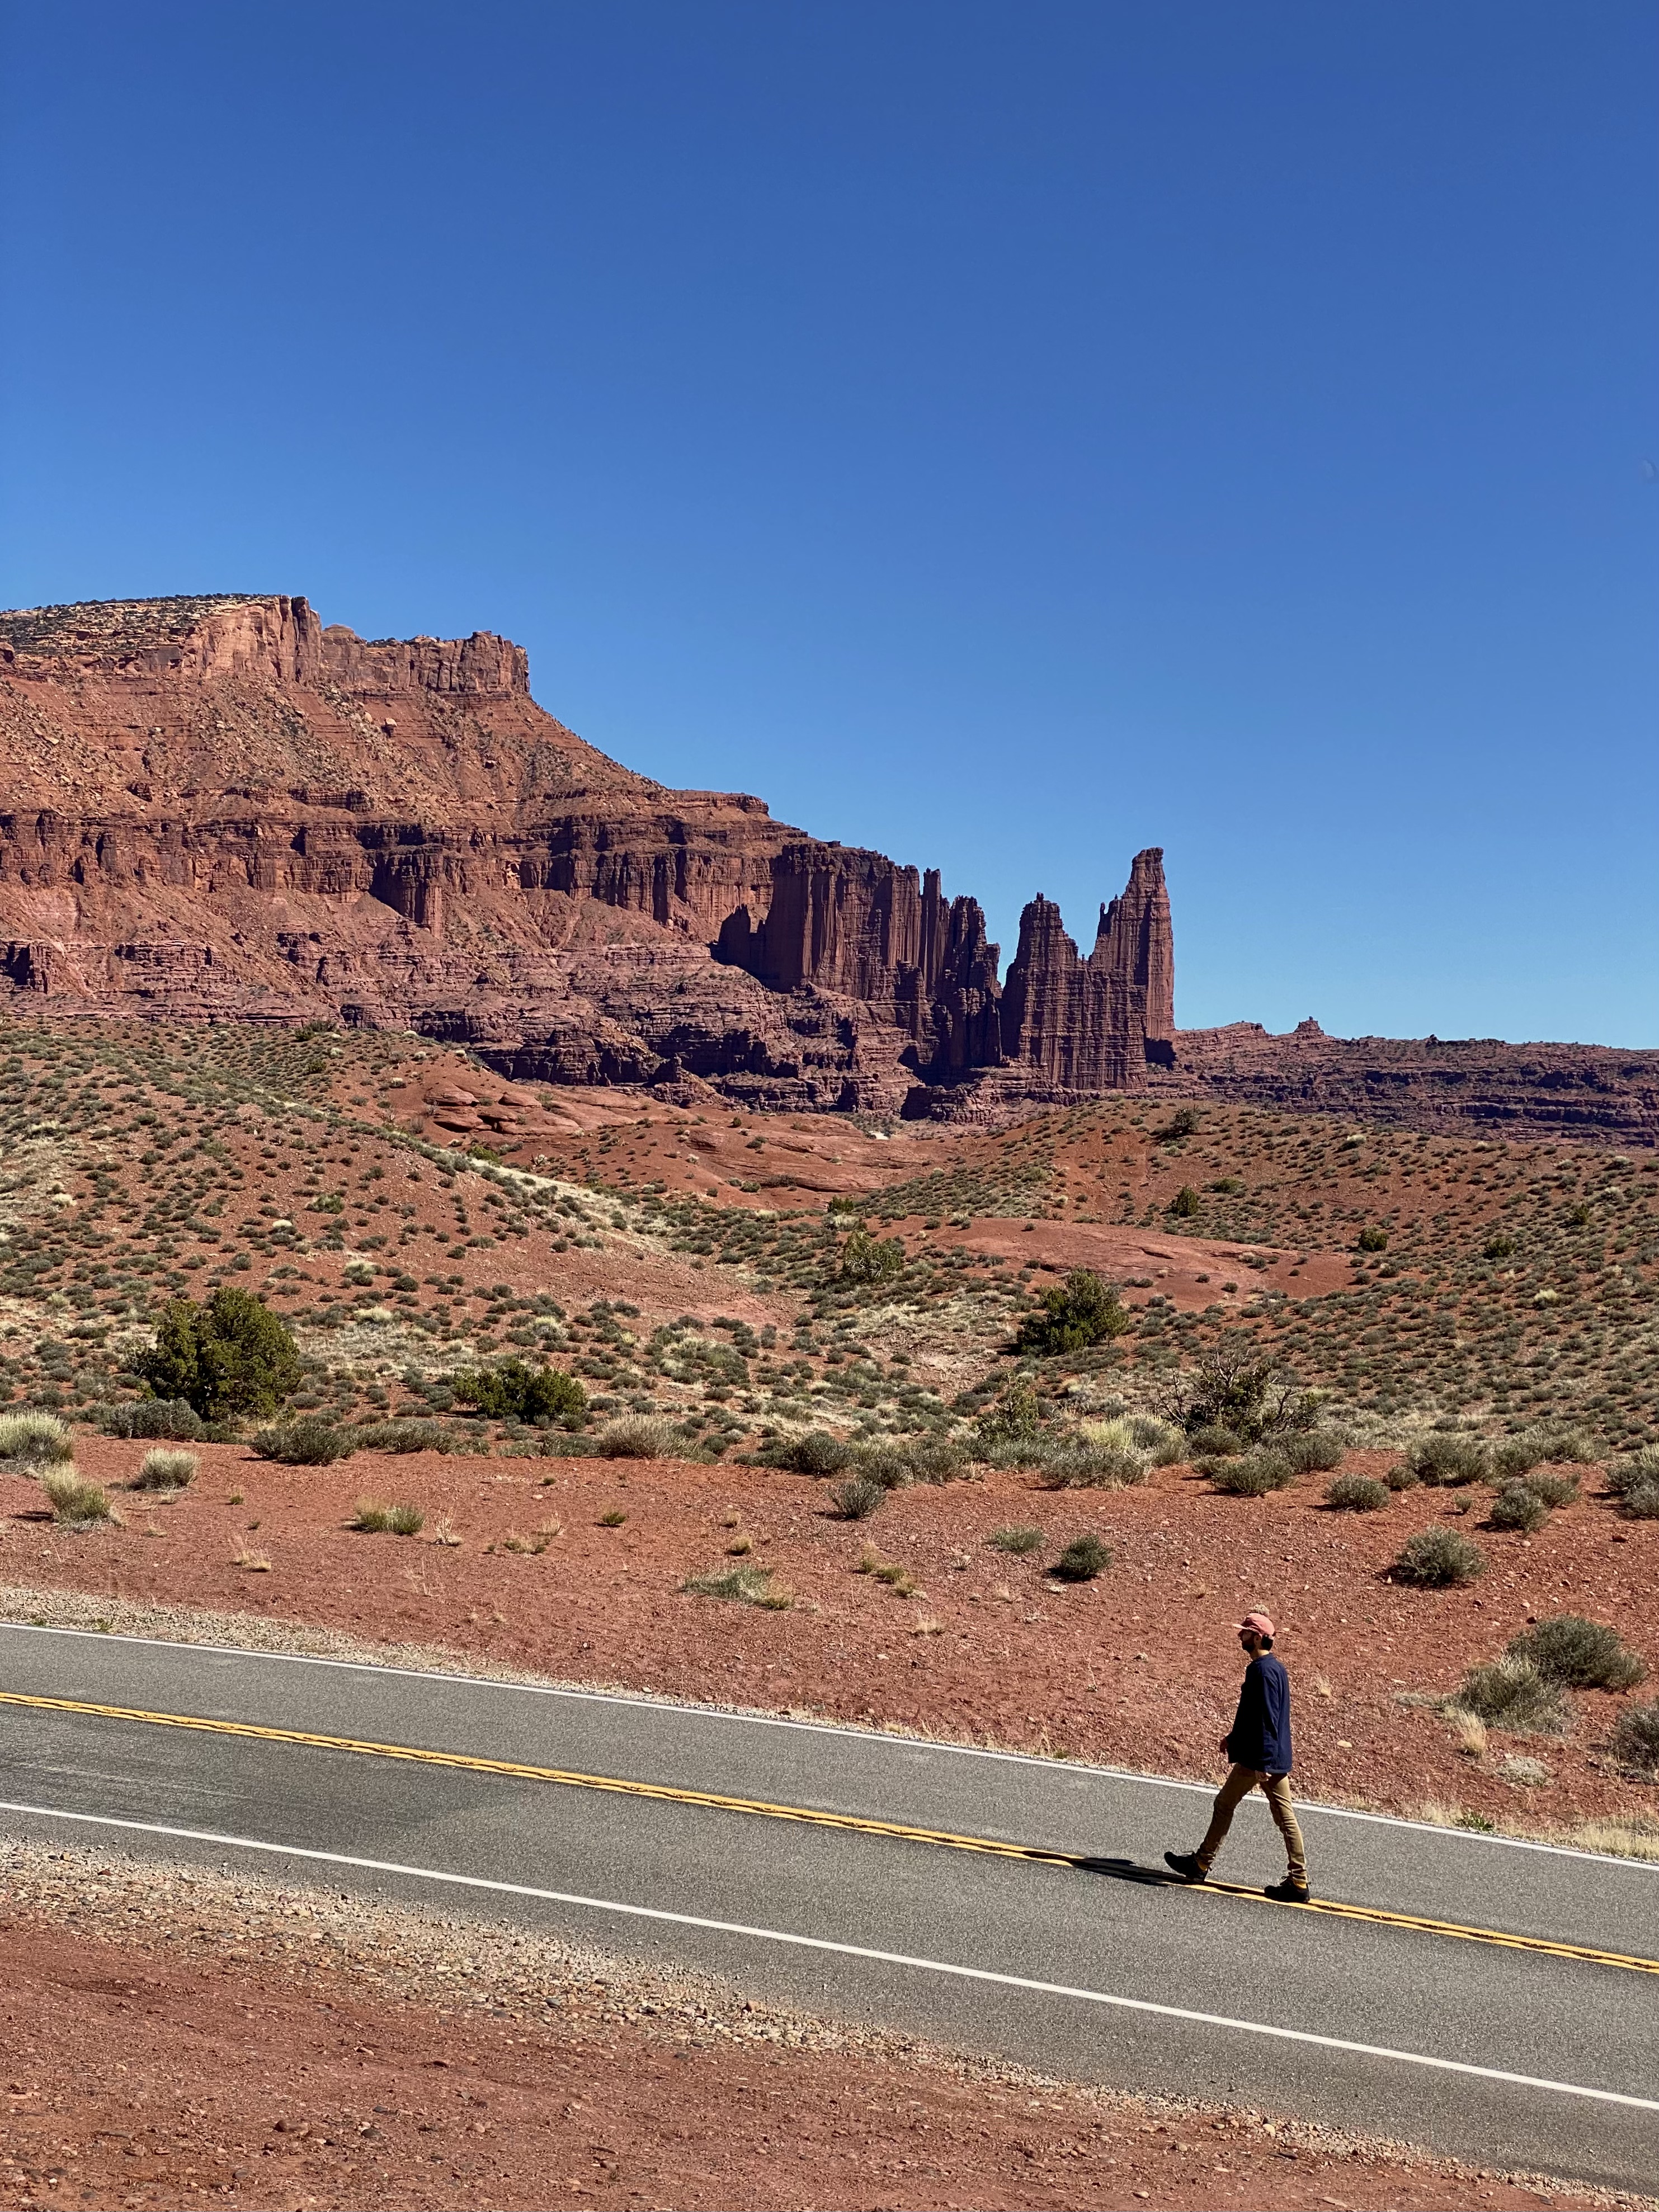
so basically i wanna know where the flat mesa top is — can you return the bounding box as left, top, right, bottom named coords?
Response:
left=0, top=595, right=269, bottom=655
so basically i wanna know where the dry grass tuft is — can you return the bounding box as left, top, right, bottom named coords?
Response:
left=681, top=1564, right=793, bottom=1609
left=856, top=1548, right=921, bottom=1598
left=134, top=1447, right=199, bottom=1491
left=351, top=1499, right=425, bottom=1536
left=1448, top=1707, right=1488, bottom=1758
left=0, top=1412, right=74, bottom=1465
left=41, top=1471, right=112, bottom=1526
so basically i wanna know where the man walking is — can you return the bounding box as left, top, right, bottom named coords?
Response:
left=1165, top=1611, right=1309, bottom=1903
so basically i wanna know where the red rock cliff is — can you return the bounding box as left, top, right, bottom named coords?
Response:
left=0, top=593, right=1163, bottom=1111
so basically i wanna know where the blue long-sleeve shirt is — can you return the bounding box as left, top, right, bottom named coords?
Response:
left=1227, top=1652, right=1293, bottom=1774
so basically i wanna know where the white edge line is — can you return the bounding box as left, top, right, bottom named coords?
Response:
left=2, top=1621, right=1653, bottom=1874
left=0, top=1798, right=1653, bottom=2118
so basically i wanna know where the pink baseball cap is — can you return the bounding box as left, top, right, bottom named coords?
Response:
left=1236, top=1610, right=1275, bottom=1638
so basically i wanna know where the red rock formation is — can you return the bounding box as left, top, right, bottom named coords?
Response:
left=0, top=593, right=1160, bottom=1110
left=713, top=847, right=1002, bottom=1074
left=997, top=894, right=1148, bottom=1091
left=1093, top=846, right=1175, bottom=1051
left=1150, top=1023, right=1659, bottom=1148
left=5, top=593, right=1647, bottom=1144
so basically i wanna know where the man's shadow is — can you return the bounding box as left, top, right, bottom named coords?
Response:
left=1071, top=1853, right=1181, bottom=1888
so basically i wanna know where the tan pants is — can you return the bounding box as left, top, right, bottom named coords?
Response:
left=1196, top=1764, right=1307, bottom=1883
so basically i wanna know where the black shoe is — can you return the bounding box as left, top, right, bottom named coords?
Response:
left=1265, top=1876, right=1311, bottom=1904
left=1163, top=1851, right=1206, bottom=1883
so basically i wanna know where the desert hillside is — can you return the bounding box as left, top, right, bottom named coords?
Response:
left=0, top=1016, right=1653, bottom=1843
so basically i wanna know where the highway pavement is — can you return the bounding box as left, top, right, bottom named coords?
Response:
left=0, top=1622, right=1654, bottom=2191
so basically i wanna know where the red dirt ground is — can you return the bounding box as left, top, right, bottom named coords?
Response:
left=6, top=1436, right=1654, bottom=1834
left=0, top=1910, right=1621, bottom=2212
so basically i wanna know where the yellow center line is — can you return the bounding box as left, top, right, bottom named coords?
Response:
left=4, top=1690, right=1655, bottom=1978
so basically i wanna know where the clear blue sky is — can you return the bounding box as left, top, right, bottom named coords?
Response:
left=3, top=2, right=1654, bottom=1045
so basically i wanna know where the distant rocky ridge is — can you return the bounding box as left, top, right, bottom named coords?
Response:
left=1153, top=1020, right=1659, bottom=1149
left=4, top=593, right=1650, bottom=1144
left=0, top=593, right=1170, bottom=1115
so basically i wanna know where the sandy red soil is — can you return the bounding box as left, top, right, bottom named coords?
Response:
left=6, top=1437, right=1655, bottom=1834
left=0, top=1881, right=1623, bottom=2212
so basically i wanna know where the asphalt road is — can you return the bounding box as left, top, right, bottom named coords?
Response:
left=1, top=1623, right=1655, bottom=2191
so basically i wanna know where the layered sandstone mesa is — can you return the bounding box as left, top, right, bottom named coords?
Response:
left=0, top=592, right=1162, bottom=1111
left=1149, top=1022, right=1659, bottom=1148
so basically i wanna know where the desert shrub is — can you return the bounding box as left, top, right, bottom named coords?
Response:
left=1488, top=1480, right=1550, bottom=1534
left=1525, top=1470, right=1580, bottom=1509
left=1356, top=1225, right=1389, bottom=1252
left=831, top=1475, right=887, bottom=1520
left=134, top=1287, right=301, bottom=1421
left=1158, top=1343, right=1314, bottom=1444
left=1038, top=1442, right=1147, bottom=1490
left=682, top=1564, right=791, bottom=1609
left=1491, top=1434, right=1546, bottom=1480
left=1393, top=1527, right=1486, bottom=1587
left=1606, top=1446, right=1659, bottom=1517
left=1483, top=1232, right=1517, bottom=1260
left=502, top=1433, right=583, bottom=1459
left=1507, top=1615, right=1645, bottom=1692
left=1015, top=1269, right=1132, bottom=1356
left=988, top=1525, right=1044, bottom=1554
left=904, top=1435, right=970, bottom=1484
left=1454, top=1655, right=1566, bottom=1733
left=41, top=1472, right=111, bottom=1526
left=133, top=1447, right=198, bottom=1491
left=856, top=1436, right=968, bottom=1487
left=1326, top=1472, right=1388, bottom=1512
left=1158, top=1106, right=1202, bottom=1142
left=0, top=1411, right=74, bottom=1465
left=1051, top=1533, right=1111, bottom=1581
left=1116, top=1412, right=1186, bottom=1464
left=591, top=1416, right=680, bottom=1460
left=851, top=1443, right=915, bottom=1491
left=1168, top=1185, right=1201, bottom=1219
left=837, top=1228, right=906, bottom=1286
left=451, top=1358, right=587, bottom=1426
left=1083, top=1416, right=1159, bottom=1469
left=762, top=1429, right=854, bottom=1477
left=250, top=1417, right=355, bottom=1465
left=1608, top=1445, right=1659, bottom=1498
left=1208, top=1449, right=1294, bottom=1497
left=1283, top=1429, right=1345, bottom=1475
left=1611, top=1701, right=1659, bottom=1773
left=977, top=1436, right=1053, bottom=1472
left=1531, top=1428, right=1597, bottom=1465
left=975, top=1381, right=1042, bottom=1452
left=1382, top=1460, right=1420, bottom=1492
left=348, top=1419, right=450, bottom=1454
left=100, top=1398, right=206, bottom=1443
left=1188, top=1423, right=1242, bottom=1458
left=1407, top=1433, right=1489, bottom=1487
